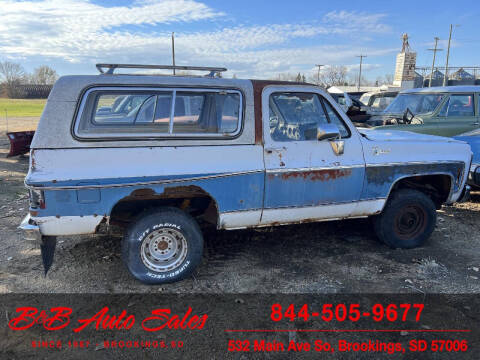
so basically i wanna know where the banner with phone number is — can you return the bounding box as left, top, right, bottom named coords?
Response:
left=1, top=294, right=479, bottom=359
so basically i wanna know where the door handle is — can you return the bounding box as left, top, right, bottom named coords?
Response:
left=472, top=122, right=479, bottom=126
left=265, top=147, right=284, bottom=153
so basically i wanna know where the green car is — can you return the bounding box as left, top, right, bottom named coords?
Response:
left=366, top=86, right=480, bottom=137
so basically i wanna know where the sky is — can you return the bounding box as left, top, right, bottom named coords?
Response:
left=1, top=0, right=479, bottom=81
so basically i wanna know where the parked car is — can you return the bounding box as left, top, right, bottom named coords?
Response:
left=346, top=91, right=367, bottom=101
left=454, top=129, right=480, bottom=189
left=327, top=87, right=353, bottom=112
left=360, top=91, right=398, bottom=114
left=366, top=86, right=480, bottom=137
left=328, top=88, right=370, bottom=123
left=20, top=64, right=472, bottom=284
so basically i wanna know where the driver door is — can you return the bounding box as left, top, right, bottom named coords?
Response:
left=261, top=86, right=366, bottom=225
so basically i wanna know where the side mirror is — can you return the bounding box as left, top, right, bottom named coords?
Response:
left=317, top=123, right=341, bottom=141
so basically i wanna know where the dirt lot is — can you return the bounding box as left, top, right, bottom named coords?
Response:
left=0, top=123, right=479, bottom=294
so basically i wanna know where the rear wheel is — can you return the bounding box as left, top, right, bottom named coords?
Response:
left=373, top=189, right=437, bottom=249
left=122, top=207, right=204, bottom=284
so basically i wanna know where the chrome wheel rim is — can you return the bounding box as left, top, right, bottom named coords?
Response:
left=140, top=228, right=188, bottom=272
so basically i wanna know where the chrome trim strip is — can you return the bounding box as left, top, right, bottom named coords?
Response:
left=365, top=160, right=464, bottom=167
left=266, top=161, right=464, bottom=174
left=220, top=197, right=387, bottom=214
left=266, top=164, right=364, bottom=173
left=26, top=169, right=264, bottom=191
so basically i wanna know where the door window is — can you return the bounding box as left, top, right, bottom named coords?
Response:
left=438, top=94, right=474, bottom=117
left=269, top=92, right=349, bottom=142
left=322, top=100, right=349, bottom=138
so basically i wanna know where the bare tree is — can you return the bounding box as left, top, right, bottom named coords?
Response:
left=31, top=65, right=58, bottom=85
left=0, top=61, right=26, bottom=98
left=319, top=65, right=348, bottom=87
left=374, top=74, right=394, bottom=86
left=273, top=73, right=298, bottom=81
left=307, top=73, right=324, bottom=87
left=0, top=61, right=25, bottom=84
left=384, top=73, right=393, bottom=85
left=348, top=72, right=372, bottom=87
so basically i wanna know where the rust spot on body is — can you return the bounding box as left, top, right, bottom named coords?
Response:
left=31, top=150, right=36, bottom=169
left=129, top=188, right=156, bottom=198
left=269, top=169, right=352, bottom=181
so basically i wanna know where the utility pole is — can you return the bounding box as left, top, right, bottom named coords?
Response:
left=315, top=64, right=324, bottom=86
left=428, top=37, right=442, bottom=87
left=443, top=24, right=459, bottom=86
left=171, top=32, right=176, bottom=75
left=356, top=55, right=366, bottom=91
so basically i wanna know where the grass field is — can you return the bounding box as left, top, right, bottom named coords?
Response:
left=0, top=98, right=46, bottom=117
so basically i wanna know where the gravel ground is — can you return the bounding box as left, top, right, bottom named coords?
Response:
left=0, top=130, right=479, bottom=294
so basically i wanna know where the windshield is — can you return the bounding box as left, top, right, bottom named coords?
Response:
left=359, top=93, right=371, bottom=105
left=384, top=93, right=445, bottom=115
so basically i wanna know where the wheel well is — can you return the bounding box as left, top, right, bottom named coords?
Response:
left=109, top=186, right=219, bottom=228
left=390, top=174, right=452, bottom=209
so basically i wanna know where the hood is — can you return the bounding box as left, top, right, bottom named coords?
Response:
left=370, top=111, right=402, bottom=119
left=359, top=128, right=464, bottom=144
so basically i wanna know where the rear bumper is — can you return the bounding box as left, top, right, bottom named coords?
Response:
left=19, top=214, right=41, bottom=241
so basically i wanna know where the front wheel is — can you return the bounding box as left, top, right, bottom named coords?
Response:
left=373, top=189, right=437, bottom=249
left=122, top=207, right=204, bottom=284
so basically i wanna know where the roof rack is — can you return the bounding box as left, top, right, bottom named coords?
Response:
left=96, top=63, right=227, bottom=77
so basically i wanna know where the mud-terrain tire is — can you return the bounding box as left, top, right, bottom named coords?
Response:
left=122, top=207, right=204, bottom=284
left=373, top=189, right=436, bottom=249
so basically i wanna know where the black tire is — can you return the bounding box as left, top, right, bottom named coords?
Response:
left=373, top=189, right=436, bottom=249
left=122, top=207, right=204, bottom=284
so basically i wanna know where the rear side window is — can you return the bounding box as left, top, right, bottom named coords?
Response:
left=75, top=87, right=242, bottom=138
left=438, top=94, right=474, bottom=117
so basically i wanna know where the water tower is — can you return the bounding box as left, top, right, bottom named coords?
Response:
left=393, top=34, right=417, bottom=88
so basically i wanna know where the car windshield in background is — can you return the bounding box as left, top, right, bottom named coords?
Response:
left=359, top=94, right=371, bottom=105
left=384, top=93, right=444, bottom=115
left=330, top=93, right=346, bottom=105
left=371, top=96, right=394, bottom=109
